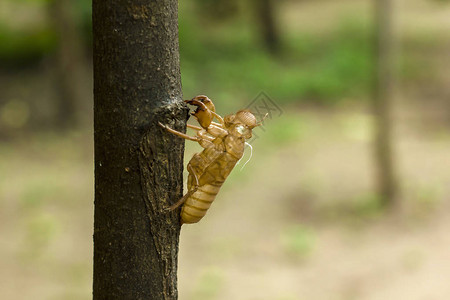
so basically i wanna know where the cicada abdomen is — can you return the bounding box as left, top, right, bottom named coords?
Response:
left=180, top=180, right=223, bottom=224
left=181, top=151, right=240, bottom=224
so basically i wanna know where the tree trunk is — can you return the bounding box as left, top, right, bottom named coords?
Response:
left=255, top=0, right=280, bottom=54
left=49, top=0, right=85, bottom=127
left=373, top=0, right=398, bottom=206
left=93, top=1, right=188, bottom=299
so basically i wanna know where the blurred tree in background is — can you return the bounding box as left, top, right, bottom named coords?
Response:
left=253, top=0, right=281, bottom=54
left=373, top=0, right=398, bottom=207
left=0, top=0, right=91, bottom=134
left=48, top=0, right=86, bottom=127
left=191, top=0, right=281, bottom=54
left=193, top=0, right=240, bottom=20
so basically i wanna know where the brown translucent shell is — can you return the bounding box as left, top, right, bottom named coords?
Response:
left=185, top=95, right=216, bottom=128
left=161, top=96, right=260, bottom=224
left=225, top=109, right=258, bottom=128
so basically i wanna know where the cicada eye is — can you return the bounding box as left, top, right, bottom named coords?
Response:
left=236, top=125, right=245, bottom=134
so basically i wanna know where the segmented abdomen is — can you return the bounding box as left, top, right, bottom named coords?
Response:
left=181, top=182, right=223, bottom=224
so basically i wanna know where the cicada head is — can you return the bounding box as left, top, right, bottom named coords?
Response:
left=225, top=109, right=263, bottom=140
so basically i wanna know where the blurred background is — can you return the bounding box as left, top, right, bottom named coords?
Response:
left=1, top=0, right=449, bottom=299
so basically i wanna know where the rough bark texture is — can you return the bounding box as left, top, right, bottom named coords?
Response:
left=93, top=1, right=187, bottom=299
left=373, top=0, right=398, bottom=206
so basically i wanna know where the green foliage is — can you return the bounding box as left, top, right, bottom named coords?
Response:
left=280, top=224, right=316, bottom=260
left=0, top=99, right=31, bottom=129
left=0, top=23, right=57, bottom=67
left=180, top=13, right=374, bottom=106
left=191, top=267, right=224, bottom=300
left=260, top=113, right=310, bottom=146
left=2, top=0, right=375, bottom=105
left=21, top=213, right=60, bottom=259
left=15, top=0, right=50, bottom=3
left=191, top=0, right=240, bottom=21
left=0, top=0, right=92, bottom=66
left=349, top=193, right=384, bottom=220
left=20, top=179, right=52, bottom=209
left=407, top=184, right=442, bottom=221
left=319, top=193, right=385, bottom=226
left=2, top=0, right=376, bottom=106
left=74, top=0, right=93, bottom=46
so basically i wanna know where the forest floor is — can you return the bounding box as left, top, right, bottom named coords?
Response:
left=1, top=0, right=449, bottom=299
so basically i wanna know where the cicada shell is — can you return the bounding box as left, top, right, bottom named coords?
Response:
left=159, top=95, right=264, bottom=224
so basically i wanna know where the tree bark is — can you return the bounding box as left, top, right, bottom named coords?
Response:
left=373, top=0, right=398, bottom=206
left=93, top=1, right=188, bottom=299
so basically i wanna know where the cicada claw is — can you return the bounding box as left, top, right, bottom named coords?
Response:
left=185, top=95, right=217, bottom=129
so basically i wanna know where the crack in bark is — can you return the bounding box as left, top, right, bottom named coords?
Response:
left=138, top=103, right=188, bottom=299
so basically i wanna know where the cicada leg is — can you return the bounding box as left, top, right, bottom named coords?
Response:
left=187, top=124, right=202, bottom=131
left=198, top=130, right=214, bottom=142
left=159, top=122, right=214, bottom=148
left=206, top=124, right=228, bottom=139
left=166, top=165, right=199, bottom=211
left=158, top=122, right=200, bottom=142
left=211, top=112, right=224, bottom=126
